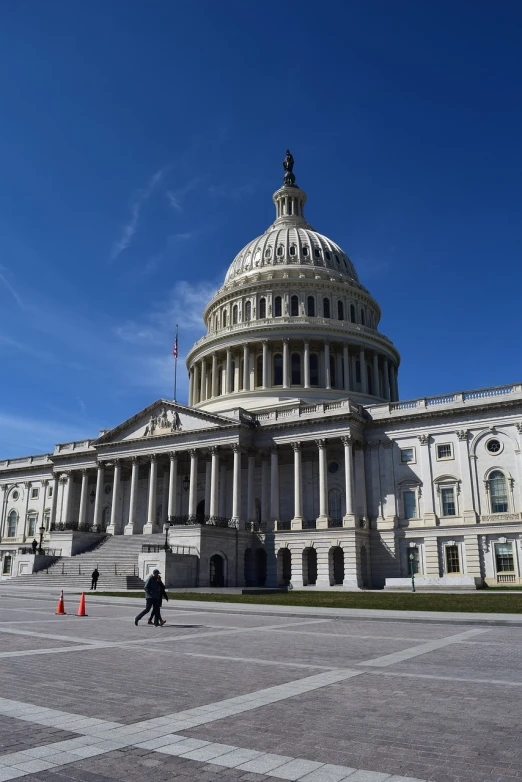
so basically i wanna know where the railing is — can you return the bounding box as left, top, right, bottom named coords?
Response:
left=168, top=515, right=238, bottom=529
left=244, top=521, right=266, bottom=532
left=50, top=522, right=99, bottom=533
left=463, top=386, right=514, bottom=400
left=328, top=518, right=343, bottom=528
left=497, top=574, right=517, bottom=583
left=17, top=548, right=62, bottom=556
left=303, top=519, right=316, bottom=530
left=381, top=383, right=521, bottom=415
left=426, top=394, right=455, bottom=406
left=277, top=520, right=291, bottom=531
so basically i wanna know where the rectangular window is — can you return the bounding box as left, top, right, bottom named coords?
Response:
left=48, top=486, right=53, bottom=497
left=28, top=517, right=36, bottom=537
left=495, top=542, right=514, bottom=573
left=441, top=487, right=456, bottom=516
left=7, top=518, right=16, bottom=537
left=445, top=545, right=461, bottom=573
left=2, top=556, right=12, bottom=575
left=400, top=448, right=415, bottom=464
left=403, top=490, right=417, bottom=519
left=31, top=487, right=39, bottom=499
left=437, top=443, right=453, bottom=460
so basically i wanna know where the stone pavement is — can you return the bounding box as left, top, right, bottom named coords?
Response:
left=0, top=588, right=521, bottom=782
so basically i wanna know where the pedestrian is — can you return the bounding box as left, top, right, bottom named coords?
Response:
left=148, top=575, right=168, bottom=626
left=91, top=567, right=100, bottom=591
left=134, top=569, right=162, bottom=627
left=31, top=539, right=38, bottom=555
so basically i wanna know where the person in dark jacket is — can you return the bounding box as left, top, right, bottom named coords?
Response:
left=134, top=569, right=162, bottom=626
left=31, top=539, right=38, bottom=555
left=148, top=576, right=168, bottom=625
left=91, top=568, right=99, bottom=590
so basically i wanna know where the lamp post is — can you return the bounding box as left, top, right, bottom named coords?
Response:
left=89, top=490, right=95, bottom=504
left=163, top=522, right=171, bottom=552
left=38, top=524, right=45, bottom=555
left=181, top=474, right=189, bottom=518
left=408, top=551, right=416, bottom=593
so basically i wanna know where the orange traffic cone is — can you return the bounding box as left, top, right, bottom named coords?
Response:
left=77, top=592, right=87, bottom=617
left=56, top=590, right=66, bottom=615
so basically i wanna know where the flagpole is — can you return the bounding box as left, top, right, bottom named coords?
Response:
left=173, top=324, right=178, bottom=402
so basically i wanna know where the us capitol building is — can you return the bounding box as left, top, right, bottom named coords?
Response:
left=2, top=153, right=522, bottom=590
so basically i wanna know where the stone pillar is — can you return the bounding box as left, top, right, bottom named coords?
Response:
left=359, top=348, right=367, bottom=394
left=243, top=344, right=249, bottom=391
left=78, top=469, right=89, bottom=528
left=231, top=445, right=242, bottom=527
left=288, top=543, right=304, bottom=588
left=168, top=453, right=178, bottom=520
left=316, top=439, right=329, bottom=528
left=304, top=341, right=310, bottom=388
left=161, top=467, right=169, bottom=525
left=315, top=543, right=331, bottom=588
left=106, top=460, right=122, bottom=535
left=270, top=446, right=279, bottom=530
left=424, top=537, right=440, bottom=577
left=209, top=447, right=219, bottom=519
left=324, top=342, right=331, bottom=389
left=48, top=477, right=58, bottom=530
left=457, top=430, right=477, bottom=522
left=193, top=364, right=200, bottom=404
left=204, top=457, right=211, bottom=517
left=200, top=360, right=207, bottom=402
left=381, top=441, right=398, bottom=522
left=188, top=450, right=198, bottom=519
left=247, top=450, right=256, bottom=523
left=342, top=436, right=355, bottom=527
left=463, top=534, right=482, bottom=577
left=248, top=347, right=255, bottom=390
left=282, top=339, right=290, bottom=388
left=211, top=354, right=218, bottom=397
left=343, top=345, right=350, bottom=391
left=261, top=453, right=270, bottom=526
left=373, top=354, right=380, bottom=398
left=125, top=457, right=139, bottom=534
left=226, top=349, right=232, bottom=394
left=383, top=358, right=390, bottom=401
left=93, top=464, right=105, bottom=530
left=291, top=442, right=303, bottom=529
left=262, top=341, right=268, bottom=390
left=418, top=435, right=436, bottom=524
left=188, top=368, right=193, bottom=406
left=143, top=456, right=158, bottom=534
left=61, top=474, right=73, bottom=526
left=354, top=443, right=368, bottom=524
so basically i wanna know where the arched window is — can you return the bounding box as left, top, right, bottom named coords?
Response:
left=303, top=246, right=309, bottom=257
left=291, top=352, right=301, bottom=385
left=222, top=309, right=228, bottom=327
left=489, top=471, right=509, bottom=513
left=273, top=353, right=283, bottom=386
left=274, top=296, right=282, bottom=317
left=350, top=304, right=356, bottom=323
left=289, top=245, right=296, bottom=257
left=325, top=251, right=331, bottom=261
left=360, top=309, right=365, bottom=326
left=7, top=510, right=17, bottom=538
left=265, top=246, right=272, bottom=259
left=259, top=298, right=266, bottom=319
left=334, top=254, right=340, bottom=267
left=314, top=248, right=321, bottom=259
left=307, top=296, right=315, bottom=317
left=337, top=301, right=344, bottom=320
left=256, top=355, right=263, bottom=387
left=309, top=354, right=319, bottom=386
left=232, top=305, right=238, bottom=325
left=245, top=301, right=251, bottom=321
left=323, top=298, right=331, bottom=318
left=330, top=354, right=336, bottom=388
left=290, top=295, right=299, bottom=316
left=277, top=245, right=284, bottom=257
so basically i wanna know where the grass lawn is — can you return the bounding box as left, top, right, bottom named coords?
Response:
left=93, top=590, right=522, bottom=613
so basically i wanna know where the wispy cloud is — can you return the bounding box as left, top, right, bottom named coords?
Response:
left=111, top=168, right=166, bottom=260
left=207, top=181, right=257, bottom=200
left=0, top=411, right=97, bottom=458
left=166, top=178, right=199, bottom=213
left=0, top=265, right=23, bottom=309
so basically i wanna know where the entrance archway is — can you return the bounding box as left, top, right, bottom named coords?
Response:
left=277, top=548, right=291, bottom=586
left=196, top=500, right=205, bottom=525
left=302, top=548, right=317, bottom=586
left=256, top=549, right=267, bottom=586
left=330, top=546, right=344, bottom=585
left=209, top=554, right=225, bottom=587
left=244, top=548, right=254, bottom=586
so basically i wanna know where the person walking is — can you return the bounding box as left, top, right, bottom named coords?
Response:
left=31, top=539, right=38, bottom=555
left=134, top=569, right=162, bottom=627
left=148, top=575, right=168, bottom=626
left=91, top=568, right=100, bottom=591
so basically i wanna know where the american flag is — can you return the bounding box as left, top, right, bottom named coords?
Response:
left=172, top=334, right=178, bottom=358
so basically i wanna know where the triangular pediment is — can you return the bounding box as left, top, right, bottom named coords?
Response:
left=96, top=400, right=240, bottom=444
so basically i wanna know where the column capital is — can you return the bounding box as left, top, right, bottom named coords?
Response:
left=188, top=448, right=198, bottom=458
left=270, top=444, right=278, bottom=454
left=113, top=458, right=121, bottom=467
left=149, top=454, right=157, bottom=463
left=283, top=337, right=289, bottom=344
left=367, top=440, right=380, bottom=450
left=456, top=429, right=469, bottom=441
left=262, top=339, right=269, bottom=346
left=418, top=434, right=430, bottom=445
left=130, top=455, right=140, bottom=465
left=59, top=473, right=69, bottom=483
left=353, top=440, right=365, bottom=451
left=209, top=445, right=219, bottom=455
left=95, top=460, right=105, bottom=470
left=41, top=479, right=49, bottom=487
left=24, top=480, right=31, bottom=488
left=341, top=435, right=353, bottom=447
left=315, top=438, right=327, bottom=449
left=260, top=450, right=270, bottom=461
left=80, top=468, right=88, bottom=477
left=291, top=441, right=302, bottom=453
left=169, top=451, right=178, bottom=461
left=246, top=447, right=256, bottom=458
left=231, top=443, right=242, bottom=454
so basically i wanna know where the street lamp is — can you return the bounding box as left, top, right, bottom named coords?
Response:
left=38, top=524, right=45, bottom=555
left=182, top=475, right=189, bottom=492
left=408, top=552, right=416, bottom=593
left=163, top=522, right=171, bottom=552
left=89, top=490, right=95, bottom=504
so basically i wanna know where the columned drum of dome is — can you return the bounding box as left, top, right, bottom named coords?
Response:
left=186, top=153, right=400, bottom=413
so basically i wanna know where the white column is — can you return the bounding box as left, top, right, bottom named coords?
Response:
left=291, top=442, right=303, bottom=529
left=161, top=467, right=169, bottom=525
left=225, top=348, right=232, bottom=394
left=262, top=341, right=268, bottom=390
left=209, top=447, right=219, bottom=519
left=324, top=342, right=331, bottom=389
left=350, top=355, right=357, bottom=391
left=304, top=341, right=310, bottom=388
left=316, top=439, right=329, bottom=528
left=188, top=368, right=194, bottom=406
left=343, top=345, right=350, bottom=391
left=211, top=354, right=218, bottom=398
left=107, top=460, right=122, bottom=535
left=373, top=354, right=380, bottom=398
left=359, top=348, right=367, bottom=394
left=248, top=347, right=255, bottom=390
left=247, top=450, right=256, bottom=523
left=283, top=339, right=290, bottom=389
left=243, top=344, right=249, bottom=391
left=200, top=360, right=207, bottom=402
left=144, top=456, right=158, bottom=534
left=168, top=453, right=178, bottom=519
left=188, top=449, right=198, bottom=519
left=49, top=477, right=58, bottom=530
left=419, top=435, right=436, bottom=523
left=231, top=445, right=242, bottom=526
left=354, top=443, right=368, bottom=523
left=204, top=457, right=211, bottom=517
left=125, top=457, right=139, bottom=534
left=193, top=364, right=200, bottom=404
left=62, top=474, right=73, bottom=525
left=382, top=441, right=398, bottom=522
left=457, top=430, right=477, bottom=522
left=383, top=358, right=390, bottom=400
left=261, top=454, right=270, bottom=525
left=342, top=436, right=355, bottom=526
left=93, top=464, right=104, bottom=530
left=270, top=446, right=279, bottom=529
left=78, top=470, right=89, bottom=528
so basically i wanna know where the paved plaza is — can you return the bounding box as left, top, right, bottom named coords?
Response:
left=0, top=589, right=521, bottom=782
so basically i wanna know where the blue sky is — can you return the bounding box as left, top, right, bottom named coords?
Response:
left=1, top=0, right=521, bottom=457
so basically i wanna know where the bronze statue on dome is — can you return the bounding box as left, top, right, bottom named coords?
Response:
left=283, top=149, right=296, bottom=186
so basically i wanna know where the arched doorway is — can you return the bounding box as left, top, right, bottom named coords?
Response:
left=244, top=548, right=254, bottom=586
left=330, top=547, right=344, bottom=585
left=256, top=549, right=267, bottom=586
left=196, top=499, right=205, bottom=524
left=209, top=554, right=225, bottom=587
left=277, top=548, right=291, bottom=586
left=302, top=548, right=317, bottom=586
left=360, top=545, right=369, bottom=588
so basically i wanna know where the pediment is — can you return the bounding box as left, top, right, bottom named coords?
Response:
left=96, top=400, right=238, bottom=444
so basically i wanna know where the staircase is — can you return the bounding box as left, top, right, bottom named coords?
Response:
left=6, top=534, right=166, bottom=591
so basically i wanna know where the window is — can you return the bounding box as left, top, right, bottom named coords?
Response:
left=265, top=247, right=272, bottom=259
left=273, top=353, right=283, bottom=386
left=445, top=545, right=461, bottom=573
left=232, top=305, right=238, bottom=324
left=489, top=471, right=508, bottom=513
left=403, top=490, right=417, bottom=519
left=335, top=254, right=340, bottom=266
left=328, top=461, right=339, bottom=474
left=309, top=354, right=319, bottom=386
left=303, top=246, right=309, bottom=257
left=259, top=298, right=266, bottom=319
left=314, top=248, right=321, bottom=259
left=400, top=448, right=415, bottom=464
left=325, top=251, right=331, bottom=261
left=486, top=438, right=502, bottom=454
left=28, top=515, right=37, bottom=537
left=291, top=353, right=301, bottom=385
left=256, top=355, right=263, bottom=388
left=337, top=301, right=344, bottom=320
left=274, top=296, right=282, bottom=317
left=307, top=296, right=315, bottom=317
left=31, top=487, right=39, bottom=499
left=329, top=488, right=342, bottom=522
left=323, top=298, right=331, bottom=318
left=277, top=245, right=284, bottom=257
left=48, top=486, right=53, bottom=498
left=437, top=444, right=453, bottom=460
left=2, top=555, right=12, bottom=575
left=360, top=309, right=365, bottom=326
left=350, top=304, right=356, bottom=323
left=43, top=510, right=50, bottom=529
left=11, top=490, right=19, bottom=501
left=245, top=301, right=251, bottom=321
left=289, top=245, right=296, bottom=256
left=495, top=542, right=514, bottom=573
left=222, top=309, right=228, bottom=327
left=7, top=510, right=17, bottom=537
left=290, top=295, right=299, bottom=316
left=441, top=487, right=456, bottom=517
